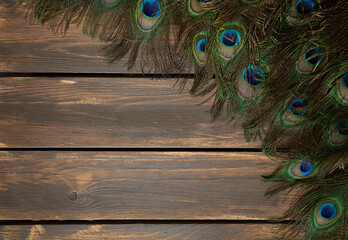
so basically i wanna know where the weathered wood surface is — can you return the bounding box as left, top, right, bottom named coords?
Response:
left=0, top=1, right=284, bottom=238
left=0, top=151, right=285, bottom=221
left=0, top=1, right=180, bottom=74
left=0, top=77, right=259, bottom=148
left=0, top=223, right=280, bottom=240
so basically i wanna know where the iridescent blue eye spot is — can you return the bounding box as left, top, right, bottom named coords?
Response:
left=319, top=202, right=338, bottom=220
left=220, top=29, right=241, bottom=47
left=242, top=65, right=265, bottom=86
left=141, top=0, right=161, bottom=18
left=289, top=98, right=307, bottom=117
left=342, top=72, right=348, bottom=88
left=299, top=161, right=311, bottom=175
left=197, top=39, right=207, bottom=53
left=304, top=46, right=324, bottom=65
left=295, top=0, right=315, bottom=15
left=335, top=118, right=348, bottom=137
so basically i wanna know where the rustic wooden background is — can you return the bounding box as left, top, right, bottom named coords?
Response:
left=0, top=1, right=287, bottom=239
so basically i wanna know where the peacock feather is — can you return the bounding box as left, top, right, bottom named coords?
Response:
left=14, top=0, right=348, bottom=238
left=276, top=170, right=348, bottom=240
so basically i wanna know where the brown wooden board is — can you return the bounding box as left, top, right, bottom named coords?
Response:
left=0, top=77, right=259, bottom=148
left=0, top=223, right=280, bottom=240
left=0, top=1, right=287, bottom=239
left=0, top=151, right=287, bottom=221
left=0, top=1, right=185, bottom=74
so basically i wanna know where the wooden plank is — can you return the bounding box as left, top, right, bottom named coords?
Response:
left=0, top=1, right=182, bottom=74
left=0, top=151, right=287, bottom=220
left=0, top=77, right=258, bottom=148
left=0, top=223, right=280, bottom=240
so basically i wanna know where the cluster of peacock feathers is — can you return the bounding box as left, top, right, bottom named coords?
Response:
left=15, top=0, right=348, bottom=239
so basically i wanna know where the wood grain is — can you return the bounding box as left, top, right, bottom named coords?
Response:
left=0, top=1, right=184, bottom=74
left=0, top=223, right=280, bottom=240
left=0, top=151, right=287, bottom=221
left=0, top=2, right=286, bottom=239
left=0, top=77, right=259, bottom=148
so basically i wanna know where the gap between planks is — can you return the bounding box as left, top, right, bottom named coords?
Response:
left=0, top=147, right=262, bottom=152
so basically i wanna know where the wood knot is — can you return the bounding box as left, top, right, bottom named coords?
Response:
left=69, top=191, right=78, bottom=201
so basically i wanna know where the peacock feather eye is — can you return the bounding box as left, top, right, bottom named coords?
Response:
left=300, top=162, right=311, bottom=174
left=314, top=199, right=341, bottom=228
left=217, top=23, right=245, bottom=62
left=137, top=0, right=164, bottom=31
left=197, top=39, right=207, bottom=53
left=287, top=0, right=316, bottom=25
left=289, top=98, right=307, bottom=117
left=289, top=160, right=314, bottom=179
left=336, top=118, right=348, bottom=137
left=343, top=73, right=348, bottom=88
left=304, top=46, right=323, bottom=65
left=193, top=32, right=208, bottom=66
left=220, top=29, right=241, bottom=47
left=237, top=63, right=268, bottom=102
left=188, top=0, right=210, bottom=16
left=281, top=97, right=307, bottom=126
left=297, top=43, right=326, bottom=74
left=328, top=118, right=348, bottom=147
left=141, top=0, right=161, bottom=18
left=295, top=0, right=315, bottom=15
left=242, top=65, right=265, bottom=87
left=335, top=69, right=348, bottom=105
